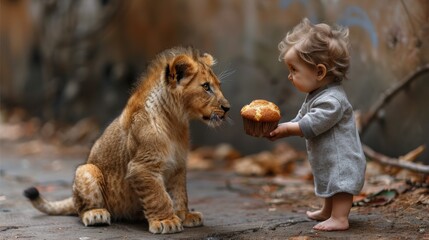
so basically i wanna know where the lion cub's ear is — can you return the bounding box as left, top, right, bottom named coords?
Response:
left=201, top=53, right=216, bottom=66
left=165, top=55, right=198, bottom=87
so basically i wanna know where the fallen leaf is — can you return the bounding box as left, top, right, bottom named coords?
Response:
left=354, top=189, right=398, bottom=207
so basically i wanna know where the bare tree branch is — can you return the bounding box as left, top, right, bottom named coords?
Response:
left=360, top=64, right=429, bottom=134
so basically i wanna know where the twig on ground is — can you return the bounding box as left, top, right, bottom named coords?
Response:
left=388, top=145, right=426, bottom=175
left=363, top=144, right=429, bottom=174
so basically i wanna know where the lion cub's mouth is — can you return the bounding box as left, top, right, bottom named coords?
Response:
left=202, top=112, right=228, bottom=126
left=202, top=114, right=224, bottom=121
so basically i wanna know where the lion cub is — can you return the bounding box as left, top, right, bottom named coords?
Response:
left=24, top=47, right=230, bottom=234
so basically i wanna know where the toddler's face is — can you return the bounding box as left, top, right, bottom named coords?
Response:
left=283, top=48, right=320, bottom=93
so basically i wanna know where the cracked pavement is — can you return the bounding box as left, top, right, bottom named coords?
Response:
left=1, top=149, right=428, bottom=240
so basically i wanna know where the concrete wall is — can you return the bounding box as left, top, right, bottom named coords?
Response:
left=187, top=0, right=429, bottom=163
left=1, top=0, right=428, bottom=162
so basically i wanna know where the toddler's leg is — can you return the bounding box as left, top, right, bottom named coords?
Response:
left=313, top=192, right=352, bottom=231
left=306, top=197, right=332, bottom=221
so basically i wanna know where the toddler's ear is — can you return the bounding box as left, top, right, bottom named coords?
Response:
left=316, top=64, right=327, bottom=80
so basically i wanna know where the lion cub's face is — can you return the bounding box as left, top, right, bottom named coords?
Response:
left=166, top=53, right=230, bottom=127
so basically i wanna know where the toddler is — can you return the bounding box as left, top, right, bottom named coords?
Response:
left=268, top=18, right=366, bottom=231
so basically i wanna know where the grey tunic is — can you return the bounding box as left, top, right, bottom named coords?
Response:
left=292, top=82, right=366, bottom=197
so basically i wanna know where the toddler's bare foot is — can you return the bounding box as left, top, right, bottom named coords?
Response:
left=306, top=210, right=330, bottom=221
left=313, top=217, right=349, bottom=231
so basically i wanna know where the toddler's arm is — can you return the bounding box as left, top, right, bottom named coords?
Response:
left=266, top=122, right=302, bottom=141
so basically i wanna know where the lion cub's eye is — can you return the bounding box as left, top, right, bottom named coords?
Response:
left=202, top=82, right=211, bottom=91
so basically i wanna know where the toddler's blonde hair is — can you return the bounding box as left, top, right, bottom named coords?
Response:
left=278, top=18, right=350, bottom=81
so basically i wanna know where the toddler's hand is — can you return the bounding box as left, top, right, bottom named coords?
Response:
left=266, top=122, right=302, bottom=140
left=266, top=123, right=289, bottom=141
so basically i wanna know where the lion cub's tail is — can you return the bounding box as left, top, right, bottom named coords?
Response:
left=23, top=187, right=77, bottom=215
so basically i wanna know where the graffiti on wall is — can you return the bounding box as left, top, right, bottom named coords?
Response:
left=280, top=0, right=378, bottom=48
left=338, top=6, right=378, bottom=48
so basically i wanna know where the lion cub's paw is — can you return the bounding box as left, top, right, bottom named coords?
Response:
left=149, top=215, right=183, bottom=234
left=82, top=208, right=111, bottom=226
left=182, top=211, right=204, bottom=227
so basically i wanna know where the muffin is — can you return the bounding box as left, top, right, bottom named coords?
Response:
left=240, top=100, right=281, bottom=137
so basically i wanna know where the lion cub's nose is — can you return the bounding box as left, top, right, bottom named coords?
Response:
left=221, top=105, right=230, bottom=113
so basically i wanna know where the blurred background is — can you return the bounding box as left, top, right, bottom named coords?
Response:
left=1, top=0, right=428, bottom=163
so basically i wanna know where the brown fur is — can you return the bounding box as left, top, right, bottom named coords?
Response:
left=25, top=47, right=230, bottom=234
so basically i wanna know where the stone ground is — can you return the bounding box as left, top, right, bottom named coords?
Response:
left=1, top=143, right=428, bottom=240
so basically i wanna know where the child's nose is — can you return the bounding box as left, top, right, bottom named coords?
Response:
left=288, top=73, right=292, bottom=80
